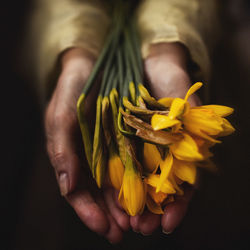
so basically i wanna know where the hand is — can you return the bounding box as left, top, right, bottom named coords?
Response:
left=130, top=43, right=200, bottom=235
left=45, top=48, right=130, bottom=243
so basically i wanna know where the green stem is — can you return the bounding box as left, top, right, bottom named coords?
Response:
left=104, top=63, right=116, bottom=97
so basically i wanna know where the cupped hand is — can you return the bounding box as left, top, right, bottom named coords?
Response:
left=130, top=43, right=200, bottom=235
left=45, top=48, right=130, bottom=243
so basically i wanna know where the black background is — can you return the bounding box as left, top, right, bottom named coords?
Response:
left=2, top=0, right=250, bottom=249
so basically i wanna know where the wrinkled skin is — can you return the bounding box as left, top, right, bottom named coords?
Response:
left=45, top=43, right=200, bottom=243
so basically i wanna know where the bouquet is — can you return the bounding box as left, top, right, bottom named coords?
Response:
left=77, top=1, right=235, bottom=216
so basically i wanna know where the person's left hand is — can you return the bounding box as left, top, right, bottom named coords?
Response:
left=130, top=42, right=200, bottom=235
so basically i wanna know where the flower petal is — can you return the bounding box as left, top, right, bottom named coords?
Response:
left=145, top=174, right=176, bottom=194
left=169, top=172, right=184, bottom=195
left=146, top=194, right=164, bottom=214
left=151, top=114, right=181, bottom=130
left=173, top=160, right=197, bottom=185
left=219, top=118, right=235, bottom=136
left=197, top=105, right=234, bottom=117
left=170, top=133, right=204, bottom=161
left=143, top=143, right=161, bottom=173
left=157, top=152, right=173, bottom=192
left=184, top=82, right=203, bottom=102
left=108, top=154, right=124, bottom=190
left=158, top=97, right=175, bottom=107
left=119, top=154, right=146, bottom=216
left=169, top=98, right=186, bottom=119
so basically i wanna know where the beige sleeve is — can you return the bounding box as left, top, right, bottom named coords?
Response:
left=27, top=0, right=111, bottom=98
left=136, top=0, right=218, bottom=82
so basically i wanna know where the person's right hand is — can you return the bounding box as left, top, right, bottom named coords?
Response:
left=45, top=48, right=130, bottom=243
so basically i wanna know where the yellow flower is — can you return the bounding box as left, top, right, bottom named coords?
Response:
left=172, top=159, right=197, bottom=185
left=145, top=174, right=176, bottom=215
left=151, top=82, right=202, bottom=131
left=156, top=148, right=198, bottom=190
left=143, top=143, right=161, bottom=173
left=169, top=132, right=204, bottom=162
left=157, top=152, right=174, bottom=192
left=145, top=173, right=176, bottom=195
left=146, top=194, right=164, bottom=215
left=182, top=107, right=234, bottom=142
left=108, top=152, right=124, bottom=190
left=151, top=82, right=235, bottom=142
left=118, top=153, right=146, bottom=216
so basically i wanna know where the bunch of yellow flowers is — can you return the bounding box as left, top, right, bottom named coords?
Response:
left=119, top=82, right=234, bottom=215
left=77, top=2, right=235, bottom=216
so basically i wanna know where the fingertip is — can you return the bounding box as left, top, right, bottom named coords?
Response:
left=104, top=188, right=130, bottom=232
left=161, top=200, right=188, bottom=234
left=130, top=215, right=140, bottom=233
left=55, top=153, right=80, bottom=196
left=105, top=215, right=123, bottom=244
left=138, top=211, right=161, bottom=235
left=66, top=190, right=110, bottom=235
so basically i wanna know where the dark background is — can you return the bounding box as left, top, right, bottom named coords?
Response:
left=2, top=0, right=250, bottom=249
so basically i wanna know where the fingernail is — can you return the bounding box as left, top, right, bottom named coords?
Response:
left=58, top=172, right=69, bottom=196
left=133, top=229, right=140, bottom=233
left=162, top=229, right=173, bottom=235
left=141, top=232, right=151, bottom=236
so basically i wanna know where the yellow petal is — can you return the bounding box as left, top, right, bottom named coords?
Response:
left=151, top=114, right=181, bottom=130
left=138, top=84, right=166, bottom=110
left=143, top=143, right=161, bottom=173
left=197, top=105, right=234, bottom=117
left=169, top=98, right=186, bottom=119
left=170, top=133, right=204, bottom=161
left=184, top=82, right=203, bottom=102
left=95, top=149, right=107, bottom=188
left=220, top=118, right=235, bottom=136
left=158, top=97, right=175, bottom=107
left=118, top=155, right=146, bottom=216
left=108, top=154, right=124, bottom=190
left=147, top=185, right=168, bottom=204
left=146, top=194, right=164, bottom=214
left=129, top=81, right=136, bottom=105
left=145, top=174, right=176, bottom=194
left=173, top=160, right=197, bottom=185
left=77, top=93, right=93, bottom=167
left=157, top=152, right=173, bottom=192
left=169, top=172, right=184, bottom=195
left=183, top=108, right=224, bottom=142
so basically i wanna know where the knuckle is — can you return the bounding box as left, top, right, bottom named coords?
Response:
left=54, top=108, right=77, bottom=129
left=52, top=150, right=67, bottom=169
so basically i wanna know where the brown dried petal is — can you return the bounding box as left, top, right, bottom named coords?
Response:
left=121, top=110, right=182, bottom=146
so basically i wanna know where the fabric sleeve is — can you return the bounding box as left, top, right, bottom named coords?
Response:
left=27, top=0, right=111, bottom=98
left=136, top=0, right=218, bottom=82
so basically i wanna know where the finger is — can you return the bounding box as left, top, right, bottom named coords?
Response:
left=161, top=185, right=194, bottom=234
left=95, top=194, right=123, bottom=244
left=130, top=211, right=161, bottom=235
left=45, top=102, right=81, bottom=196
left=66, top=190, right=110, bottom=235
left=45, top=56, right=96, bottom=195
left=130, top=215, right=140, bottom=233
left=138, top=211, right=161, bottom=235
left=104, top=188, right=130, bottom=232
left=105, top=214, right=123, bottom=244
